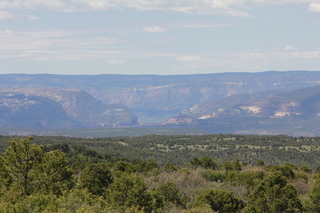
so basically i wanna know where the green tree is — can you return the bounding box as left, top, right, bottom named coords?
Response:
left=222, top=161, right=233, bottom=171
left=232, top=159, right=242, bottom=171
left=314, top=166, right=320, bottom=175
left=194, top=189, right=245, bottom=212
left=304, top=177, right=320, bottom=212
left=157, top=181, right=186, bottom=207
left=200, top=156, right=217, bottom=170
left=108, top=172, right=152, bottom=212
left=138, top=159, right=159, bottom=175
left=266, top=165, right=295, bottom=179
left=37, top=150, right=75, bottom=195
left=113, top=161, right=135, bottom=173
left=300, top=165, right=312, bottom=174
left=190, top=157, right=201, bottom=169
left=0, top=137, right=74, bottom=196
left=256, top=160, right=265, bottom=167
left=245, top=172, right=302, bottom=213
left=163, top=162, right=178, bottom=173
left=79, top=163, right=113, bottom=196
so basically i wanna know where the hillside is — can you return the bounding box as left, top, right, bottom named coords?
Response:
left=167, top=85, right=320, bottom=136
left=0, top=88, right=138, bottom=129
left=2, top=71, right=320, bottom=123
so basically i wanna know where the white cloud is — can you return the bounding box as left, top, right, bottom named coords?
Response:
left=27, top=15, right=40, bottom=20
left=284, top=45, right=297, bottom=51
left=171, top=49, right=320, bottom=71
left=284, top=45, right=293, bottom=50
left=176, top=56, right=202, bottom=62
left=0, top=11, right=14, bottom=20
left=0, top=29, right=124, bottom=61
left=177, top=23, right=230, bottom=28
left=309, top=3, right=320, bottom=12
left=0, top=0, right=316, bottom=16
left=105, top=59, right=124, bottom=64
left=142, top=26, right=166, bottom=32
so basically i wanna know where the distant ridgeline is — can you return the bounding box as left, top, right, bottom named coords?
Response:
left=0, top=88, right=138, bottom=129
left=2, top=71, right=320, bottom=136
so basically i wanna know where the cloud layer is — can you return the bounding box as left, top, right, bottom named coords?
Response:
left=0, top=0, right=317, bottom=16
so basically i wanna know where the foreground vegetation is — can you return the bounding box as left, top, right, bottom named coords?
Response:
left=1, top=136, right=320, bottom=212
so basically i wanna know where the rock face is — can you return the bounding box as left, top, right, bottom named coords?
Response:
left=167, top=85, right=320, bottom=136
left=2, top=71, right=320, bottom=123
left=0, top=88, right=138, bottom=129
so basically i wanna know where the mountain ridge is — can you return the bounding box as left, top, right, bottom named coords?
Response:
left=2, top=71, right=320, bottom=123
left=166, top=85, right=320, bottom=136
left=0, top=88, right=138, bottom=129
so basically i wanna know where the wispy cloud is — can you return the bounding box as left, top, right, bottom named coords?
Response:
left=284, top=45, right=296, bottom=51
left=1, top=0, right=316, bottom=16
left=27, top=15, right=40, bottom=20
left=309, top=3, right=320, bottom=12
left=176, top=23, right=230, bottom=28
left=142, top=26, right=166, bottom=32
left=0, top=29, right=124, bottom=61
left=176, top=56, right=201, bottom=62
left=173, top=49, right=320, bottom=71
left=0, top=11, right=14, bottom=20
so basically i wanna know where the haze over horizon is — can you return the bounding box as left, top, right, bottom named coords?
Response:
left=1, top=1, right=320, bottom=75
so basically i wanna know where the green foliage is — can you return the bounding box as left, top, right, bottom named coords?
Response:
left=225, top=171, right=265, bottom=195
left=1, top=135, right=320, bottom=212
left=163, top=162, right=178, bottom=173
left=137, top=159, right=159, bottom=175
left=256, top=160, right=265, bottom=167
left=200, top=156, right=217, bottom=170
left=266, top=165, right=295, bottom=179
left=194, top=189, right=245, bottom=212
left=202, top=171, right=226, bottom=182
left=299, top=165, right=312, bottom=173
left=2, top=134, right=320, bottom=169
left=222, top=161, right=233, bottom=171
left=232, top=159, right=242, bottom=171
left=245, top=172, right=302, bottom=213
left=37, top=150, right=75, bottom=196
left=0, top=137, right=74, bottom=196
left=190, top=157, right=201, bottom=169
left=314, top=166, right=320, bottom=175
left=79, top=163, right=113, bottom=196
left=303, top=177, right=320, bottom=212
left=156, top=181, right=187, bottom=208
left=108, top=172, right=153, bottom=212
left=113, top=161, right=136, bottom=173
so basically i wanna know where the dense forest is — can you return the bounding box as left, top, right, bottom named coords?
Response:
left=0, top=135, right=320, bottom=212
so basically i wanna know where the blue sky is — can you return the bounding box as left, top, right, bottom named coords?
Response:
left=1, top=0, right=320, bottom=75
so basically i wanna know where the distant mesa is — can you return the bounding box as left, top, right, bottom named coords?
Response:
left=165, top=85, right=320, bottom=136
left=0, top=88, right=138, bottom=129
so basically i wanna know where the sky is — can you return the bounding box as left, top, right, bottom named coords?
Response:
left=0, top=0, right=320, bottom=75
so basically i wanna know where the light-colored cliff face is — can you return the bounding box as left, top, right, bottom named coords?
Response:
left=0, top=88, right=138, bottom=129
left=2, top=71, right=320, bottom=124
left=162, top=85, right=320, bottom=137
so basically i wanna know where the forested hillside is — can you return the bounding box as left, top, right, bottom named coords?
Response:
left=0, top=136, right=320, bottom=212
left=1, top=134, right=320, bottom=169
